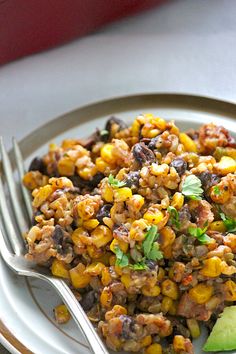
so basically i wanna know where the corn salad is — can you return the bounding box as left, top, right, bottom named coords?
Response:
left=23, top=115, right=236, bottom=353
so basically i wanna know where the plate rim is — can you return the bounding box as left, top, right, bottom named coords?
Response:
left=1, top=91, right=236, bottom=354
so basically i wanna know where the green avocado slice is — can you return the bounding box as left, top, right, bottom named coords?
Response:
left=204, top=306, right=236, bottom=352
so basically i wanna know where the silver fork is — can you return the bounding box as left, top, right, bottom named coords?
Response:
left=0, top=137, right=109, bottom=354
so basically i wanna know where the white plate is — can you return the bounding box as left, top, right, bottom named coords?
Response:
left=1, top=94, right=236, bottom=354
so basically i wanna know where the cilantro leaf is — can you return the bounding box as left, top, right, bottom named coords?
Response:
left=188, top=226, right=213, bottom=244
left=129, top=261, right=148, bottom=270
left=167, top=206, right=180, bottom=229
left=182, top=175, right=203, bottom=200
left=142, top=225, right=163, bottom=261
left=108, top=174, right=126, bottom=188
left=213, top=185, right=220, bottom=195
left=220, top=212, right=236, bottom=232
left=147, top=242, right=163, bottom=261
left=114, top=246, right=129, bottom=267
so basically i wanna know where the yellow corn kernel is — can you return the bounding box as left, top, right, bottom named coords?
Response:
left=121, top=274, right=132, bottom=289
left=151, top=116, right=166, bottom=130
left=101, top=267, right=112, bottom=286
left=84, top=262, right=105, bottom=276
left=69, top=263, right=91, bottom=289
left=87, top=244, right=104, bottom=259
left=33, top=184, right=53, bottom=207
left=110, top=239, right=129, bottom=253
left=140, top=335, right=152, bottom=348
left=114, top=264, right=123, bottom=276
left=49, top=142, right=58, bottom=151
left=91, top=225, right=113, bottom=248
left=101, top=183, right=114, bottom=203
left=168, top=301, right=177, bottom=316
left=131, top=119, right=141, bottom=137
left=26, top=225, right=41, bottom=244
left=208, top=221, right=227, bottom=233
left=161, top=279, right=179, bottom=300
left=105, top=305, right=127, bottom=321
left=79, top=166, right=98, bottom=181
left=101, top=143, right=116, bottom=164
left=142, top=285, right=161, bottom=297
left=157, top=267, right=165, bottom=282
left=150, top=163, right=169, bottom=176
left=221, top=261, right=236, bottom=275
left=127, top=194, right=145, bottom=211
left=71, top=227, right=87, bottom=246
left=49, top=177, right=73, bottom=189
left=95, top=157, right=110, bottom=173
left=200, top=256, right=222, bottom=277
left=76, top=198, right=98, bottom=221
left=109, top=255, right=116, bottom=266
left=57, top=157, right=75, bottom=176
left=179, top=132, right=197, bottom=152
left=161, top=296, right=173, bottom=313
left=100, top=288, right=113, bottom=308
left=214, top=156, right=236, bottom=175
left=143, top=209, right=164, bottom=225
left=224, top=280, right=236, bottom=301
left=130, top=218, right=149, bottom=241
left=114, top=187, right=132, bottom=202
left=186, top=319, right=201, bottom=338
left=23, top=171, right=49, bottom=190
left=189, top=284, right=213, bottom=304
left=210, top=183, right=230, bottom=204
left=103, top=217, right=114, bottom=229
left=159, top=226, right=176, bottom=249
left=145, top=343, right=162, bottom=354
left=83, top=219, right=100, bottom=230
left=171, top=192, right=184, bottom=210
left=51, top=259, right=70, bottom=279
left=54, top=304, right=71, bottom=324
left=173, top=335, right=186, bottom=352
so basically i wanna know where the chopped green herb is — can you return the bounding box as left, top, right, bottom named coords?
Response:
left=182, top=175, right=203, bottom=200
left=188, top=226, right=213, bottom=244
left=100, top=129, right=109, bottom=136
left=220, top=212, right=236, bottom=233
left=213, top=186, right=221, bottom=195
left=108, top=174, right=126, bottom=188
left=142, top=225, right=163, bottom=261
left=114, top=246, right=129, bottom=267
left=167, top=206, right=180, bottom=229
left=129, top=262, right=148, bottom=271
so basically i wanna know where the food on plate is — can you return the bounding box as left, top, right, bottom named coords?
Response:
left=203, top=306, right=236, bottom=351
left=23, top=114, right=236, bottom=353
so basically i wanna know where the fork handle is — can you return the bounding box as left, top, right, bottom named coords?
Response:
left=46, top=277, right=109, bottom=354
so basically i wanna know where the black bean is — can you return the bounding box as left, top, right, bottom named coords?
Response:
left=125, top=171, right=140, bottom=189
left=28, top=157, right=45, bottom=173
left=132, top=143, right=155, bottom=164
left=170, top=158, right=187, bottom=176
left=77, top=130, right=101, bottom=149
left=105, top=116, right=127, bottom=134
left=120, top=315, right=135, bottom=340
left=148, top=136, right=160, bottom=150
left=145, top=260, right=157, bottom=269
left=96, top=204, right=112, bottom=224
left=52, top=225, right=64, bottom=246
left=69, top=173, right=104, bottom=189
left=80, top=290, right=96, bottom=311
left=197, top=171, right=220, bottom=191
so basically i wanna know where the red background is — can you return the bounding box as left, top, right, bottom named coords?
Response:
left=0, top=0, right=164, bottom=66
